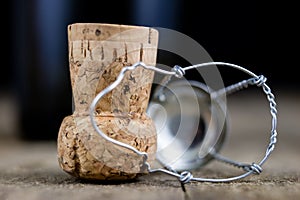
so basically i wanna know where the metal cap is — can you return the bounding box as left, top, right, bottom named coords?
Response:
left=147, top=80, right=228, bottom=171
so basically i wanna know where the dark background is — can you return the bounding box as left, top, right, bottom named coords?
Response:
left=3, top=0, right=296, bottom=140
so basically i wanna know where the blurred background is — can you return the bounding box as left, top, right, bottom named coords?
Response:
left=1, top=0, right=298, bottom=140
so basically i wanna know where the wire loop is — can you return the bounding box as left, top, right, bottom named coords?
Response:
left=243, top=163, right=263, bottom=175
left=89, top=61, right=278, bottom=184
left=172, top=65, right=185, bottom=78
left=179, top=171, right=194, bottom=184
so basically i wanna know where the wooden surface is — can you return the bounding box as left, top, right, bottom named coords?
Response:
left=0, top=90, right=299, bottom=200
left=57, top=23, right=158, bottom=180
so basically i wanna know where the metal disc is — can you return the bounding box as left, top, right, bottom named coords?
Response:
left=147, top=80, right=227, bottom=171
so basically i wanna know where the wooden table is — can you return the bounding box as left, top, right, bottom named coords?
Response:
left=0, top=90, right=299, bottom=200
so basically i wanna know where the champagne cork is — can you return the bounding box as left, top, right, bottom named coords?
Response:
left=57, top=23, right=158, bottom=180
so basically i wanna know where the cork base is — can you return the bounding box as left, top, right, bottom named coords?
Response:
left=57, top=115, right=157, bottom=181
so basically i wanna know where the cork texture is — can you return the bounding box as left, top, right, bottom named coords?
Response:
left=57, top=23, right=158, bottom=180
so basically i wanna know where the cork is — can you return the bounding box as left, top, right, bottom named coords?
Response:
left=57, top=23, right=158, bottom=180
